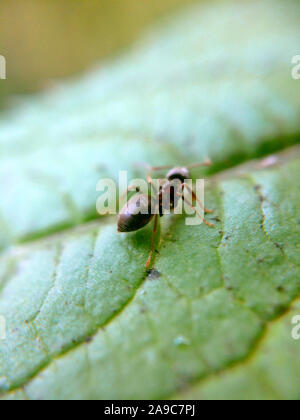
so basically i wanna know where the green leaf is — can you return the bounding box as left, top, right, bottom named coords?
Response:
left=1, top=0, right=300, bottom=400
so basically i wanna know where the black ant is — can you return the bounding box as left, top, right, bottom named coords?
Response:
left=117, top=160, right=214, bottom=268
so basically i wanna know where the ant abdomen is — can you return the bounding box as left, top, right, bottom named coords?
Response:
left=118, top=194, right=156, bottom=233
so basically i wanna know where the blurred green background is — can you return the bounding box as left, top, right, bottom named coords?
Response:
left=0, top=0, right=196, bottom=107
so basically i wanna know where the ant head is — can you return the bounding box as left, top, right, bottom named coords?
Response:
left=166, top=167, right=190, bottom=183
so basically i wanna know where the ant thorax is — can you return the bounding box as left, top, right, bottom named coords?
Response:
left=158, top=179, right=183, bottom=216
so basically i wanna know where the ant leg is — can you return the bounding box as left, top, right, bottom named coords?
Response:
left=182, top=183, right=213, bottom=213
left=135, top=159, right=212, bottom=173
left=150, top=159, right=211, bottom=172
left=119, top=185, right=140, bottom=206
left=145, top=213, right=159, bottom=268
left=136, top=162, right=177, bottom=172
left=146, top=173, right=158, bottom=196
left=132, top=162, right=160, bottom=195
left=134, top=162, right=171, bottom=173
left=150, top=164, right=176, bottom=171
left=187, top=158, right=212, bottom=169
left=177, top=193, right=214, bottom=227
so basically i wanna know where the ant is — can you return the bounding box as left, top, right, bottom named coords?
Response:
left=117, top=160, right=214, bottom=268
